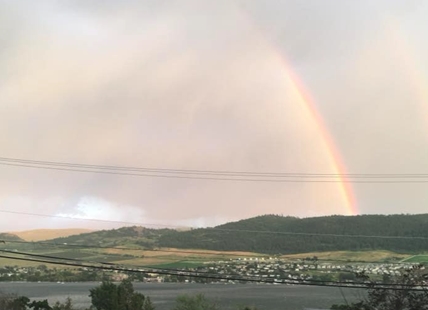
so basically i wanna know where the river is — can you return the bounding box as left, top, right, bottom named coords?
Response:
left=0, top=282, right=364, bottom=310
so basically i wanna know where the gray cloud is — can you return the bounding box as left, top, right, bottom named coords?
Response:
left=1, top=0, right=428, bottom=231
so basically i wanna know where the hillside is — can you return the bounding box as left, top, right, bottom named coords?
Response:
left=38, top=214, right=428, bottom=255
left=0, top=233, right=24, bottom=242
left=158, top=214, right=428, bottom=254
left=48, top=226, right=173, bottom=248
left=11, top=228, right=93, bottom=242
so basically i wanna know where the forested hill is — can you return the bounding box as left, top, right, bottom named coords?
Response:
left=158, top=214, right=428, bottom=254
left=0, top=233, right=23, bottom=242
left=49, top=226, right=173, bottom=248
left=41, top=214, right=428, bottom=254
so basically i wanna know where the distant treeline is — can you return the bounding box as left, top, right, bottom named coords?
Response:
left=158, top=214, right=428, bottom=254
left=0, top=233, right=24, bottom=242
left=12, top=214, right=428, bottom=255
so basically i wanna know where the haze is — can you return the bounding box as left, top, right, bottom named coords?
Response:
left=1, top=0, right=428, bottom=231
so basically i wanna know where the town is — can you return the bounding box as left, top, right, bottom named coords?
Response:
left=1, top=257, right=421, bottom=286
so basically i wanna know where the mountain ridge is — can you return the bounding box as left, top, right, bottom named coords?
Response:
left=42, top=214, right=428, bottom=254
left=9, top=228, right=94, bottom=242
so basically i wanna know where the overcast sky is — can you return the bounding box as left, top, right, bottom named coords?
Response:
left=1, top=0, right=428, bottom=231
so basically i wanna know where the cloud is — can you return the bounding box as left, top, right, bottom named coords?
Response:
left=1, top=1, right=428, bottom=231
left=56, top=196, right=145, bottom=223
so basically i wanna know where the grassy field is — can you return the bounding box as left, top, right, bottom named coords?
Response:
left=400, top=255, right=428, bottom=263
left=0, top=247, right=262, bottom=268
left=0, top=247, right=415, bottom=268
left=144, top=261, right=206, bottom=269
left=282, top=250, right=409, bottom=263
left=10, top=228, right=93, bottom=241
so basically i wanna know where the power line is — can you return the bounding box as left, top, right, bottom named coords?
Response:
left=2, top=157, right=428, bottom=183
left=0, top=249, right=272, bottom=281
left=2, top=156, right=428, bottom=177
left=3, top=209, right=428, bottom=241
left=0, top=251, right=427, bottom=291
left=2, top=209, right=428, bottom=241
left=0, top=209, right=182, bottom=229
left=1, top=239, right=266, bottom=258
left=0, top=239, right=413, bottom=266
left=0, top=253, right=365, bottom=289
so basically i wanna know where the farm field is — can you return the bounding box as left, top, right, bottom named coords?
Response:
left=283, top=250, right=409, bottom=263
left=400, top=254, right=428, bottom=263
left=0, top=246, right=264, bottom=268
left=0, top=246, right=415, bottom=268
left=10, top=229, right=93, bottom=241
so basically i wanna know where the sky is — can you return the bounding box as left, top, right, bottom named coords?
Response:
left=1, top=0, right=428, bottom=231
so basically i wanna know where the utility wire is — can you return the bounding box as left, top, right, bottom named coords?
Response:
left=2, top=157, right=428, bottom=183
left=2, top=209, right=428, bottom=241
left=0, top=252, right=427, bottom=291
left=0, top=249, right=412, bottom=287
left=0, top=253, right=367, bottom=289
left=0, top=209, right=183, bottom=228
left=1, top=239, right=266, bottom=258
left=0, top=240, right=413, bottom=265
left=1, top=156, right=428, bottom=178
left=0, top=249, right=281, bottom=282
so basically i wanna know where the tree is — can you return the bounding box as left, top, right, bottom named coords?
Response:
left=89, top=279, right=154, bottom=310
left=89, top=281, right=119, bottom=310
left=28, top=300, right=52, bottom=310
left=52, top=297, right=74, bottom=310
left=173, top=294, right=219, bottom=310
left=331, top=265, right=428, bottom=310
left=0, top=293, right=30, bottom=310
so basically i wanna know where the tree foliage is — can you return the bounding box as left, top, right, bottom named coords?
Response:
left=1, top=285, right=265, bottom=310
left=89, top=279, right=154, bottom=310
left=0, top=293, right=29, bottom=310
left=25, top=214, right=428, bottom=255
left=159, top=214, right=428, bottom=254
left=173, top=294, right=219, bottom=310
left=52, top=298, right=74, bottom=310
left=331, top=265, right=428, bottom=310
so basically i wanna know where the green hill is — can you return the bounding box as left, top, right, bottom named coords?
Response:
left=49, top=226, right=172, bottom=249
left=39, top=214, right=428, bottom=255
left=0, top=233, right=23, bottom=242
left=158, top=214, right=428, bottom=254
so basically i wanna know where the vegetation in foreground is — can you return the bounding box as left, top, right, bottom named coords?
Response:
left=0, top=280, right=260, bottom=310
left=331, top=265, right=428, bottom=310
left=3, top=267, right=428, bottom=310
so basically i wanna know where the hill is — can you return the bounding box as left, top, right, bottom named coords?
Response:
left=0, top=233, right=23, bottom=242
left=157, top=214, right=428, bottom=254
left=48, top=226, right=173, bottom=248
left=38, top=214, right=428, bottom=255
left=11, top=228, right=93, bottom=241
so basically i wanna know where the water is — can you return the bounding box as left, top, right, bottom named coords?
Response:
left=0, top=282, right=364, bottom=310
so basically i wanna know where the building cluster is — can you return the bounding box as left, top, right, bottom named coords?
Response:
left=0, top=258, right=423, bottom=285
left=155, top=257, right=422, bottom=284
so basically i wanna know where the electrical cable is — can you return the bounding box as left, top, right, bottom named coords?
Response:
left=3, top=209, right=428, bottom=241
left=0, top=252, right=427, bottom=291
left=2, top=157, right=428, bottom=183
left=1, top=156, right=428, bottom=178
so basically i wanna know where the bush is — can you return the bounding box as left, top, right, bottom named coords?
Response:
left=173, top=294, right=219, bottom=310
left=0, top=292, right=29, bottom=310
left=89, top=279, right=154, bottom=310
left=331, top=265, right=428, bottom=310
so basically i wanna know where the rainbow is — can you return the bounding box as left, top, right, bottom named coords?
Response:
left=282, top=59, right=358, bottom=215
left=236, top=7, right=358, bottom=215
